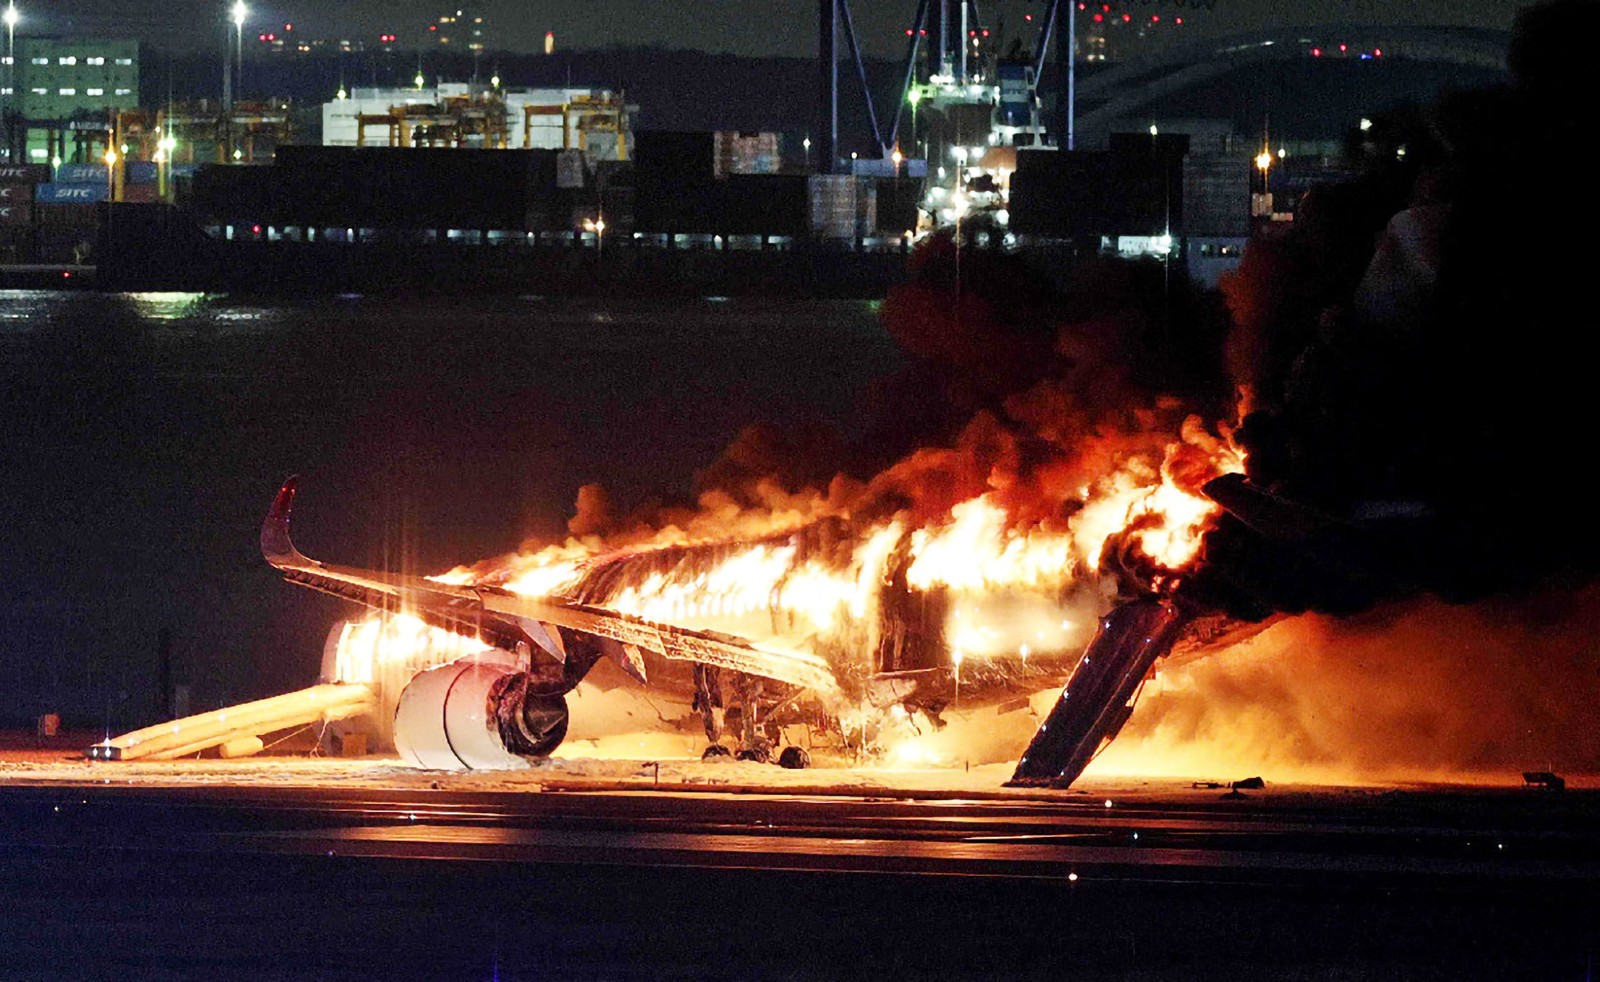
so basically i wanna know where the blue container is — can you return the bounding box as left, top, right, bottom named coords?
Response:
left=127, top=161, right=159, bottom=185
left=998, top=63, right=1032, bottom=127
left=56, top=163, right=109, bottom=184
left=36, top=182, right=110, bottom=204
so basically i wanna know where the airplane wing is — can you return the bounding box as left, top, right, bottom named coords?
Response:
left=262, top=477, right=840, bottom=695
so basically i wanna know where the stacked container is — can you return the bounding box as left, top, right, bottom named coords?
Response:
left=807, top=174, right=876, bottom=240
left=1, top=165, right=47, bottom=263
left=714, top=132, right=780, bottom=178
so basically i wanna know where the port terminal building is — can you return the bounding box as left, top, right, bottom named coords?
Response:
left=321, top=85, right=634, bottom=160
left=2, top=37, right=138, bottom=167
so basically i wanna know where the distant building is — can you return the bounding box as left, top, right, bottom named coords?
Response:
left=13, top=37, right=138, bottom=120
left=430, top=8, right=487, bottom=53
left=321, top=84, right=634, bottom=161
left=1079, top=5, right=1206, bottom=63
left=7, top=37, right=138, bottom=165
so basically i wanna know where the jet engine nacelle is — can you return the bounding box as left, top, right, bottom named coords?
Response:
left=393, top=653, right=570, bottom=770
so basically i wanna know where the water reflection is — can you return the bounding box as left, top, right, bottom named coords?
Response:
left=0, top=291, right=61, bottom=329
left=119, top=292, right=212, bottom=321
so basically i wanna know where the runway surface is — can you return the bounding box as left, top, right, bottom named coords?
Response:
left=3, top=780, right=1598, bottom=979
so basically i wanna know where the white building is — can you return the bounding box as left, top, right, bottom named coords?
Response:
left=321, top=84, right=633, bottom=160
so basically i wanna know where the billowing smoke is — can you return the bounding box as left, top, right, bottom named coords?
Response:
left=398, top=3, right=1600, bottom=783
left=1212, top=0, right=1600, bottom=609
left=1098, top=587, right=1600, bottom=784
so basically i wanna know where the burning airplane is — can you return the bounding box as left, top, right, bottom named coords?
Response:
left=89, top=398, right=1262, bottom=788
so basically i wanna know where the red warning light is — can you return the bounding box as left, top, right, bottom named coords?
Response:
left=1151, top=14, right=1160, bottom=22
left=1024, top=13, right=1032, bottom=21
left=1372, top=48, right=1383, bottom=57
left=981, top=29, right=989, bottom=37
left=1093, top=13, right=1103, bottom=22
left=906, top=29, right=913, bottom=36
left=284, top=23, right=292, bottom=30
left=1311, top=47, right=1322, bottom=56
left=1122, top=13, right=1131, bottom=21
left=257, top=33, right=266, bottom=40
left=267, top=32, right=275, bottom=40
left=919, top=29, right=926, bottom=35
left=252, top=225, right=262, bottom=235
left=1339, top=43, right=1348, bottom=52
left=428, top=24, right=437, bottom=31
left=1175, top=17, right=1183, bottom=24
left=63, top=271, right=71, bottom=279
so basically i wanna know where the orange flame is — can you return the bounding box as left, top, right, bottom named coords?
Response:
left=335, top=406, right=1246, bottom=761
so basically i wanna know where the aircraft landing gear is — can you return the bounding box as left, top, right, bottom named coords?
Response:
left=694, top=666, right=808, bottom=767
left=735, top=742, right=772, bottom=763
left=693, top=663, right=725, bottom=745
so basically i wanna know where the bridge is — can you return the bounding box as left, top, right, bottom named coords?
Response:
left=1071, top=24, right=1510, bottom=141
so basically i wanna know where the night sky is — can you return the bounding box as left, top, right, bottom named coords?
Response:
left=29, top=0, right=1522, bottom=57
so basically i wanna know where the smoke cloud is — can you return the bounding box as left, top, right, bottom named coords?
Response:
left=1098, top=586, right=1600, bottom=784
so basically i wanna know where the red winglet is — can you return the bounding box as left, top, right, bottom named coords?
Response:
left=261, top=476, right=313, bottom=568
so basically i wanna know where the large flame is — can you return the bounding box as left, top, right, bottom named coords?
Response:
left=333, top=410, right=1244, bottom=752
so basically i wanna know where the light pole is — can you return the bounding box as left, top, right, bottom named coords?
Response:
left=156, top=135, right=175, bottom=200
left=907, top=86, right=920, bottom=158
left=4, top=2, right=17, bottom=165
left=103, top=147, right=117, bottom=203
left=583, top=216, right=605, bottom=258
left=231, top=1, right=247, bottom=103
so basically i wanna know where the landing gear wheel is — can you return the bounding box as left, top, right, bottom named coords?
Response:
left=735, top=744, right=771, bottom=764
left=701, top=744, right=733, bottom=760
left=777, top=746, right=811, bottom=770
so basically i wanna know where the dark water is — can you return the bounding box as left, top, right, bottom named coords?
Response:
left=0, top=290, right=899, bottom=725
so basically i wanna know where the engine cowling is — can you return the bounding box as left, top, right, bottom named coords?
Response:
left=393, top=653, right=569, bottom=770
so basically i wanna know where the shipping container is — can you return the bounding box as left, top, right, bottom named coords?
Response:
left=808, top=175, right=876, bottom=239
left=33, top=201, right=98, bottom=226
left=714, top=132, right=781, bottom=177
left=33, top=223, right=96, bottom=263
left=998, top=63, right=1033, bottom=127
left=126, top=161, right=159, bottom=186
left=57, top=163, right=110, bottom=184
left=874, top=177, right=922, bottom=235
left=1011, top=147, right=1180, bottom=239
left=121, top=184, right=159, bottom=204
left=720, top=174, right=808, bottom=236
left=263, top=146, right=555, bottom=231
left=0, top=182, right=33, bottom=204
left=634, top=131, right=715, bottom=183
left=0, top=226, right=31, bottom=262
left=0, top=201, right=32, bottom=225
left=0, top=164, right=50, bottom=184
left=849, top=157, right=925, bottom=179
left=556, top=150, right=586, bottom=189
left=36, top=183, right=110, bottom=205
left=1182, top=156, right=1250, bottom=238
